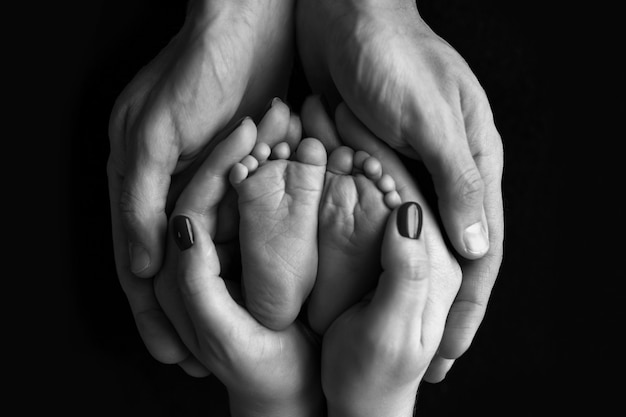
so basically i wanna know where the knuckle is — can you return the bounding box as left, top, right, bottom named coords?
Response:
left=118, top=186, right=146, bottom=228
left=404, top=261, right=431, bottom=282
left=388, top=259, right=430, bottom=281
left=454, top=167, right=484, bottom=207
left=360, top=326, right=421, bottom=379
left=363, top=327, right=403, bottom=359
left=118, top=187, right=139, bottom=215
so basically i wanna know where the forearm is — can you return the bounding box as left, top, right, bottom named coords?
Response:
left=228, top=385, right=325, bottom=417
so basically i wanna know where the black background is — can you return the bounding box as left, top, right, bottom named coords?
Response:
left=47, top=0, right=564, bottom=414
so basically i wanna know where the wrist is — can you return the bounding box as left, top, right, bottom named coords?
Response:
left=323, top=0, right=416, bottom=12
left=188, top=0, right=295, bottom=18
left=228, top=385, right=325, bottom=417
left=326, top=383, right=419, bottom=417
left=183, top=0, right=295, bottom=46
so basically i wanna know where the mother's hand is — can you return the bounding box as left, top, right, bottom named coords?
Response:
left=172, top=212, right=324, bottom=417
left=322, top=202, right=435, bottom=417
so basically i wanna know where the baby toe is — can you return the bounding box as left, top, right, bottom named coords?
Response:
left=327, top=146, right=354, bottom=174
left=295, top=138, right=328, bottom=166
left=270, top=142, right=292, bottom=160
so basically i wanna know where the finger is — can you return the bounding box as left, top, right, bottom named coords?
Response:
left=337, top=102, right=461, bottom=356
left=300, top=94, right=342, bottom=152
left=123, top=276, right=190, bottom=364
left=178, top=355, right=212, bottom=378
left=174, top=117, right=257, bottom=238
left=148, top=119, right=256, bottom=360
left=284, top=111, right=303, bottom=151
left=172, top=215, right=251, bottom=358
left=114, top=117, right=179, bottom=278
left=369, top=202, right=429, bottom=324
left=335, top=103, right=423, bottom=202
left=256, top=98, right=291, bottom=148
left=435, top=113, right=505, bottom=368
left=108, top=162, right=190, bottom=364
left=410, top=104, right=489, bottom=260
left=435, top=246, right=503, bottom=365
left=423, top=356, right=455, bottom=383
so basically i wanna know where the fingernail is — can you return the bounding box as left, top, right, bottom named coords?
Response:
left=397, top=202, right=422, bottom=239
left=173, top=215, right=194, bottom=251
left=265, top=97, right=282, bottom=113
left=129, top=243, right=150, bottom=274
left=463, top=221, right=489, bottom=255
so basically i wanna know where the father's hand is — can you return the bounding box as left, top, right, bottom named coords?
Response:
left=107, top=0, right=294, bottom=366
left=297, top=0, right=504, bottom=381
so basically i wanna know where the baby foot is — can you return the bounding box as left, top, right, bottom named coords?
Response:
left=307, top=146, right=402, bottom=334
left=230, top=138, right=327, bottom=330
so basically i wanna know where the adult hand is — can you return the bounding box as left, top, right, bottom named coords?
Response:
left=171, top=212, right=323, bottom=417
left=322, top=202, right=438, bottom=417
left=297, top=1, right=505, bottom=381
left=107, top=0, right=295, bottom=366
left=151, top=102, right=303, bottom=377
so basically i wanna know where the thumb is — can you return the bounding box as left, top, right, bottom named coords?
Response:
left=119, top=162, right=170, bottom=277
left=171, top=214, right=244, bottom=352
left=423, top=138, right=489, bottom=260
left=115, top=112, right=181, bottom=276
left=370, top=202, right=430, bottom=323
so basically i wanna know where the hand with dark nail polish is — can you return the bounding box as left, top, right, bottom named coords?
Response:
left=107, top=0, right=297, bottom=373
left=173, top=215, right=194, bottom=251
left=297, top=0, right=504, bottom=382
left=173, top=213, right=325, bottom=417
left=321, top=203, right=435, bottom=417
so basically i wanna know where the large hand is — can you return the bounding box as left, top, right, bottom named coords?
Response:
left=172, top=211, right=324, bottom=417
left=322, top=202, right=436, bottom=417
left=297, top=1, right=504, bottom=381
left=107, top=0, right=295, bottom=367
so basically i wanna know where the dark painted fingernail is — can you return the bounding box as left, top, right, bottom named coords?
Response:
left=173, top=215, right=194, bottom=251
left=397, top=202, right=422, bottom=239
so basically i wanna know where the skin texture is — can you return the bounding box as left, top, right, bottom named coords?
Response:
left=174, top=167, right=444, bottom=417
left=174, top=210, right=324, bottom=417
left=107, top=0, right=295, bottom=371
left=297, top=0, right=504, bottom=381
left=302, top=97, right=463, bottom=393
left=308, top=145, right=402, bottom=335
left=230, top=138, right=327, bottom=331
left=151, top=103, right=303, bottom=376
left=322, top=204, right=433, bottom=417
left=108, top=0, right=503, bottom=386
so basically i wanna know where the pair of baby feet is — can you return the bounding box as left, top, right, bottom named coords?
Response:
left=224, top=98, right=403, bottom=334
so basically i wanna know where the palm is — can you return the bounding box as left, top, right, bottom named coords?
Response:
left=321, top=299, right=427, bottom=407
left=189, top=278, right=320, bottom=403
left=218, top=319, right=318, bottom=399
